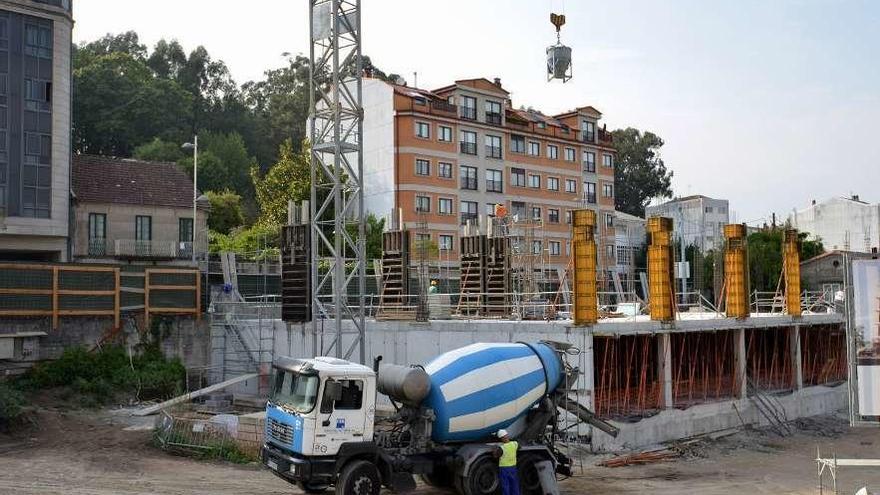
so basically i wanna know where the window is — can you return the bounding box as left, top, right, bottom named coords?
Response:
left=511, top=201, right=526, bottom=219
left=485, top=135, right=502, bottom=159
left=617, top=246, right=632, bottom=265
left=565, top=210, right=572, bottom=224
left=705, top=206, right=714, bottom=213
left=439, top=198, right=453, bottom=215
left=460, top=165, right=478, bottom=190
left=88, top=213, right=106, bottom=256
left=485, top=100, right=502, bottom=125
left=416, top=233, right=431, bottom=244
left=565, top=179, right=577, bottom=193
left=415, top=158, right=430, bottom=176
left=510, top=134, right=526, bottom=154
left=550, top=241, right=561, bottom=256
left=548, top=209, right=560, bottom=223
left=605, top=244, right=615, bottom=260
left=416, top=121, right=430, bottom=138
left=511, top=168, right=526, bottom=187
left=529, top=174, right=541, bottom=189
left=528, top=141, right=540, bottom=156
left=415, top=195, right=431, bottom=213
left=531, top=206, right=542, bottom=221
left=584, top=151, right=596, bottom=173
left=460, top=95, right=477, bottom=120
left=603, top=154, right=613, bottom=168
left=532, top=240, right=543, bottom=255
left=565, top=147, right=576, bottom=162
left=179, top=218, right=193, bottom=243
left=439, top=235, right=454, bottom=251
left=460, top=130, right=477, bottom=155
left=414, top=96, right=427, bottom=106
left=585, top=182, right=596, bottom=203
left=321, top=379, right=363, bottom=413
left=439, top=125, right=453, bottom=142
left=460, top=200, right=478, bottom=225
left=547, top=144, right=558, bottom=159
left=605, top=213, right=614, bottom=227
left=603, top=183, right=614, bottom=198
left=135, top=216, right=152, bottom=241
left=582, top=120, right=596, bottom=142
left=547, top=177, right=559, bottom=191
left=439, top=162, right=453, bottom=178
left=486, top=203, right=498, bottom=216
left=486, top=169, right=503, bottom=193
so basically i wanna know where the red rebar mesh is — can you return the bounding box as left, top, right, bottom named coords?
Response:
left=801, top=325, right=847, bottom=386
left=593, top=335, right=663, bottom=420
left=671, top=331, right=736, bottom=408
left=746, top=328, right=794, bottom=393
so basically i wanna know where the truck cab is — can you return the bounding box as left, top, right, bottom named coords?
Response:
left=262, top=356, right=377, bottom=491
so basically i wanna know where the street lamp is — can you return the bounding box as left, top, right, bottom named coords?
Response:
left=182, top=137, right=198, bottom=263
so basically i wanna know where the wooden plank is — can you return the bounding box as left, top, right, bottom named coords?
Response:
left=144, top=268, right=151, bottom=328
left=144, top=269, right=200, bottom=275
left=57, top=265, right=116, bottom=273
left=148, top=308, right=200, bottom=314
left=133, top=373, right=259, bottom=416
left=0, top=310, right=53, bottom=316
left=114, top=268, right=120, bottom=329
left=56, top=290, right=116, bottom=296
left=0, top=288, right=53, bottom=295
left=0, top=263, right=55, bottom=271
left=52, top=266, right=59, bottom=330
left=57, top=310, right=116, bottom=316
left=147, top=285, right=198, bottom=291
left=196, top=270, right=202, bottom=322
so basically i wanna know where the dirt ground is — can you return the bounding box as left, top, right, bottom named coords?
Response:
left=1, top=408, right=879, bottom=495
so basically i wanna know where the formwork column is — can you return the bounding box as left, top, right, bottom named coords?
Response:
left=572, top=210, right=598, bottom=326
left=790, top=325, right=804, bottom=390
left=657, top=333, right=673, bottom=408
left=783, top=229, right=802, bottom=316
left=734, top=328, right=747, bottom=398
left=647, top=217, right=675, bottom=322
left=724, top=224, right=750, bottom=318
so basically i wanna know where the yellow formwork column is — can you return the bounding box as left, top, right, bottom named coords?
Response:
left=572, top=209, right=598, bottom=325
left=647, top=217, right=675, bottom=322
left=724, top=224, right=749, bottom=318
left=783, top=229, right=802, bottom=316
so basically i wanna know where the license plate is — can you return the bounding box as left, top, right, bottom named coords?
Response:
left=267, top=459, right=279, bottom=471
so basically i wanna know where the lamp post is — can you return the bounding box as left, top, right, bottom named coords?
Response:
left=182, top=137, right=198, bottom=263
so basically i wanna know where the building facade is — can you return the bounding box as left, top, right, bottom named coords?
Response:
left=363, top=77, right=617, bottom=274
left=645, top=195, right=730, bottom=252
left=0, top=0, right=72, bottom=261
left=790, top=196, right=880, bottom=253
left=613, top=211, right=647, bottom=293
left=71, top=155, right=209, bottom=266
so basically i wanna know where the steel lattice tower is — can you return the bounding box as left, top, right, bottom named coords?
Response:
left=309, top=0, right=366, bottom=363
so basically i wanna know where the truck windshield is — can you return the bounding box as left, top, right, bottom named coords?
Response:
left=270, top=369, right=320, bottom=414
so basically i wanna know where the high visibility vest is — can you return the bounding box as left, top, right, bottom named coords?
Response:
left=499, top=441, right=518, bottom=468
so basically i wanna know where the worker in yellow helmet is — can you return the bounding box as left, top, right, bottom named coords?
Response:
left=495, top=429, right=520, bottom=495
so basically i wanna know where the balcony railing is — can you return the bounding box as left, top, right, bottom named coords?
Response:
left=431, top=100, right=457, bottom=113
left=460, top=142, right=477, bottom=155
left=582, top=132, right=596, bottom=143
left=114, top=239, right=179, bottom=259
left=460, top=213, right=479, bottom=226
left=598, top=128, right=614, bottom=144
left=585, top=193, right=597, bottom=204
left=485, top=146, right=502, bottom=159
left=485, top=112, right=502, bottom=125
left=486, top=180, right=503, bottom=193
left=584, top=163, right=596, bottom=173
left=460, top=177, right=478, bottom=190
left=460, top=107, right=477, bottom=120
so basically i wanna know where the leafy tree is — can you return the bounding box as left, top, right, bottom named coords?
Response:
left=210, top=223, right=280, bottom=260
left=76, top=31, right=147, bottom=63
left=177, top=132, right=256, bottom=199
left=612, top=128, right=674, bottom=217
left=133, top=138, right=183, bottom=162
left=747, top=229, right=825, bottom=292
left=205, top=190, right=245, bottom=234
left=251, top=139, right=311, bottom=226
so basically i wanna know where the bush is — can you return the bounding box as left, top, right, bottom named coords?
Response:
left=0, top=382, right=25, bottom=426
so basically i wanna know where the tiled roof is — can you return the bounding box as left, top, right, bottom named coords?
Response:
left=72, top=154, right=194, bottom=208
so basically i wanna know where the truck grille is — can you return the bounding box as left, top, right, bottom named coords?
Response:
left=267, top=418, right=293, bottom=445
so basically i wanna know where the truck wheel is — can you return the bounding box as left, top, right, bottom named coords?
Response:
left=517, top=454, right=544, bottom=495
left=299, top=482, right=329, bottom=494
left=335, top=460, right=381, bottom=495
left=461, top=456, right=500, bottom=495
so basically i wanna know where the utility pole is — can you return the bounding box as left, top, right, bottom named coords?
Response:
left=309, top=0, right=366, bottom=363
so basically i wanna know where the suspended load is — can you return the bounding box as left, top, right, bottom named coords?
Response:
left=547, top=13, right=572, bottom=83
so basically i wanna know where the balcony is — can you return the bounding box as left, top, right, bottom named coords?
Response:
left=485, top=145, right=502, bottom=159
left=460, top=177, right=478, bottom=190
left=114, top=239, right=181, bottom=260
left=584, top=163, right=596, bottom=173
left=460, top=107, right=477, bottom=121
left=485, top=112, right=502, bottom=126
left=582, top=132, right=596, bottom=143
left=585, top=194, right=597, bottom=204
left=460, top=142, right=477, bottom=155
left=486, top=180, right=503, bottom=193
left=88, top=238, right=107, bottom=257
left=460, top=213, right=479, bottom=226
left=598, top=128, right=614, bottom=144
left=431, top=100, right=457, bottom=114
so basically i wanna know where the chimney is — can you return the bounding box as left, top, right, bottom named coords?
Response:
left=811, top=199, right=816, bottom=206
left=852, top=194, right=860, bottom=202
left=493, top=77, right=502, bottom=87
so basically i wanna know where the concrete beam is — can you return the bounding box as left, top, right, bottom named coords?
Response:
left=790, top=325, right=803, bottom=390
left=734, top=328, right=748, bottom=399
left=657, top=333, right=673, bottom=409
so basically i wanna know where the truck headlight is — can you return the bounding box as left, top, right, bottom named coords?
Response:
left=289, top=464, right=297, bottom=474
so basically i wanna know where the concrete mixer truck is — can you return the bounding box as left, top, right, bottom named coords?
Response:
left=260, top=341, right=618, bottom=495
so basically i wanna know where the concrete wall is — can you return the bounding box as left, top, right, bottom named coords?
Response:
left=791, top=197, right=880, bottom=253
left=362, top=78, right=396, bottom=222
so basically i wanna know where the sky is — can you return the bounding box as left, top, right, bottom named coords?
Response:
left=72, top=0, right=880, bottom=224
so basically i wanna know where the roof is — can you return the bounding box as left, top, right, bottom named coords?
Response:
left=615, top=211, right=647, bottom=223
left=554, top=105, right=603, bottom=119
left=800, top=250, right=875, bottom=266
left=72, top=155, right=195, bottom=208
left=433, top=78, right=510, bottom=96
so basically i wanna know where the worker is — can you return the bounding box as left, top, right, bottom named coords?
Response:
left=495, top=429, right=520, bottom=495
left=429, top=280, right=438, bottom=294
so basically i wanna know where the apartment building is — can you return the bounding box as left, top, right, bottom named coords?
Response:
left=0, top=0, right=73, bottom=261
left=646, top=195, right=730, bottom=252
left=363, top=77, right=617, bottom=274
left=790, top=195, right=880, bottom=253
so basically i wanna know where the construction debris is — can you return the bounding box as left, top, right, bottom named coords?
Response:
left=133, top=373, right=258, bottom=417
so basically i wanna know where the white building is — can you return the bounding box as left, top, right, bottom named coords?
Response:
left=790, top=195, right=880, bottom=253
left=613, top=211, right=646, bottom=292
left=645, top=195, right=730, bottom=252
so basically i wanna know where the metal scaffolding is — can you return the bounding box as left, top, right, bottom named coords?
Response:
left=309, top=0, right=366, bottom=363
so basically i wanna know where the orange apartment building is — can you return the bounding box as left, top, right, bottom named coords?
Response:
left=363, top=77, right=617, bottom=279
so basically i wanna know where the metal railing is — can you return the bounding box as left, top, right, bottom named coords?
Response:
left=460, top=177, right=478, bottom=190
left=460, top=107, right=477, bottom=120
left=460, top=142, right=477, bottom=155
left=485, top=145, right=502, bottom=159
left=431, top=100, right=457, bottom=113
left=115, top=239, right=179, bottom=259
left=582, top=132, right=596, bottom=143
left=486, top=180, right=503, bottom=193
left=87, top=238, right=107, bottom=256
left=485, top=112, right=502, bottom=125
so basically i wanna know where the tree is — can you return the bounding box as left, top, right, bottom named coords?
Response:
left=747, top=229, right=825, bottom=292
left=205, top=190, right=245, bottom=234
left=177, top=132, right=256, bottom=199
left=251, top=139, right=311, bottom=226
left=133, top=138, right=184, bottom=163
left=612, top=128, right=674, bottom=217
